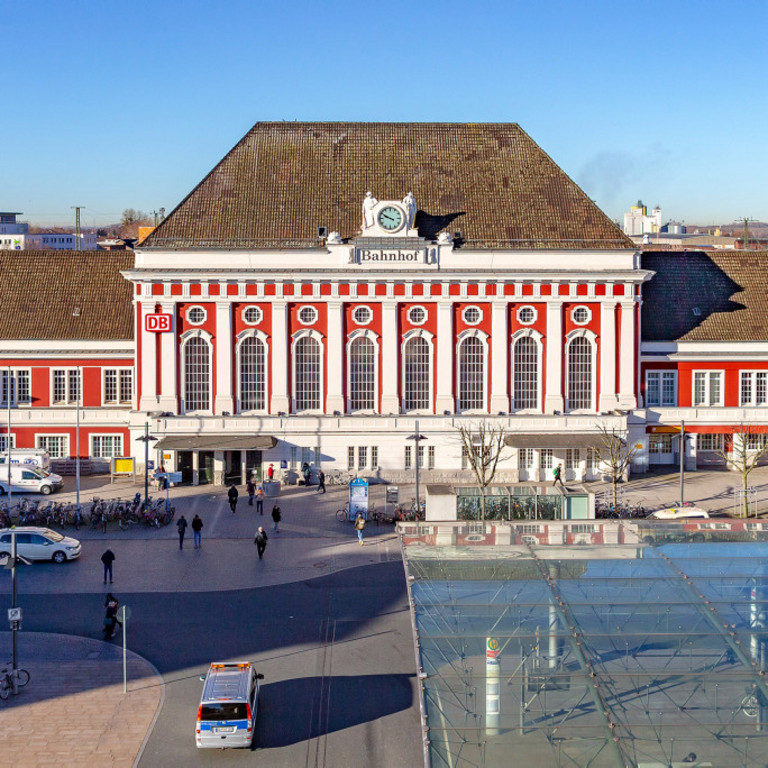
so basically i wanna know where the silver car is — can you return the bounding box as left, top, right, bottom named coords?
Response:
left=0, top=527, right=82, bottom=564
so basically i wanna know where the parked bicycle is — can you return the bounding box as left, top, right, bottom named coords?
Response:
left=0, top=665, right=30, bottom=700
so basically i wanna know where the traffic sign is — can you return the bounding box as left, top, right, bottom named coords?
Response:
left=8, top=607, right=21, bottom=622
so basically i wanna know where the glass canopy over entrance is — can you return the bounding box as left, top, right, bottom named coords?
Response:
left=400, top=520, right=768, bottom=768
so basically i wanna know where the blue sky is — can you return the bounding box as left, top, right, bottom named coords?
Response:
left=2, top=0, right=766, bottom=228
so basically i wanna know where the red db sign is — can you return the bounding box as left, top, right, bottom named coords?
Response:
left=145, top=314, right=172, bottom=332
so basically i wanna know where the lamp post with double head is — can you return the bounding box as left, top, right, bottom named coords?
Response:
left=406, top=420, right=428, bottom=516
left=136, top=421, right=157, bottom=509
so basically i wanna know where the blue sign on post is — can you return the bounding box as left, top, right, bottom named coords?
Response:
left=349, top=477, right=369, bottom=521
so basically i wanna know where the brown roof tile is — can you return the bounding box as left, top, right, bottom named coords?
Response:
left=641, top=250, right=768, bottom=341
left=0, top=251, right=134, bottom=341
left=145, top=122, right=632, bottom=250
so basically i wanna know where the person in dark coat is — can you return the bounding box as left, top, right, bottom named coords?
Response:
left=254, top=526, right=268, bottom=559
left=272, top=503, right=281, bottom=533
left=103, top=593, right=121, bottom=640
left=177, top=515, right=188, bottom=549
left=317, top=470, right=326, bottom=494
left=101, top=549, right=115, bottom=584
left=246, top=479, right=256, bottom=506
left=228, top=484, right=239, bottom=513
left=191, top=514, right=203, bottom=549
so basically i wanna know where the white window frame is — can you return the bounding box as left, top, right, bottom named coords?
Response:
left=358, top=446, right=368, bottom=470
left=236, top=329, right=269, bottom=413
left=346, top=329, right=380, bottom=413
left=402, top=329, right=434, bottom=414
left=90, top=433, right=124, bottom=459
left=645, top=370, right=678, bottom=407
left=186, top=305, right=207, bottom=325
left=291, top=329, right=324, bottom=413
left=693, top=371, right=723, bottom=407
left=50, top=368, right=82, bottom=406
left=180, top=329, right=213, bottom=414
left=352, top=305, right=373, bottom=326
left=1, top=368, right=31, bottom=407
left=511, top=329, right=542, bottom=412
left=0, top=434, right=17, bottom=451
left=297, top=305, right=319, bottom=326
left=518, top=447, right=534, bottom=470
left=697, top=433, right=724, bottom=451
left=740, top=371, right=768, bottom=407
left=456, top=328, right=489, bottom=414
left=462, top=305, right=483, bottom=326
left=427, top=445, right=435, bottom=469
left=571, top=305, right=592, bottom=325
left=348, top=446, right=355, bottom=471
left=539, top=449, right=554, bottom=470
left=565, top=330, right=597, bottom=412
left=102, top=367, right=134, bottom=406
left=517, top=305, right=537, bottom=325
left=371, top=446, right=379, bottom=469
left=242, top=306, right=263, bottom=326
left=407, top=305, right=428, bottom=326
left=36, top=434, right=70, bottom=459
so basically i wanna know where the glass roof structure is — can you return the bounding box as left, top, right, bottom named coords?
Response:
left=400, top=520, right=768, bottom=768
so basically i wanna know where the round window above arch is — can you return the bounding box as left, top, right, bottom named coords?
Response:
left=298, top=305, right=318, bottom=326
left=186, top=306, right=207, bottom=325
left=352, top=305, right=373, bottom=325
left=408, top=306, right=427, bottom=326
left=242, top=306, right=263, bottom=325
left=571, top=305, right=591, bottom=325
left=517, top=306, right=537, bottom=325
left=462, top=306, right=482, bottom=325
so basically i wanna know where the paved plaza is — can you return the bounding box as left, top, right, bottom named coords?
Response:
left=1, top=465, right=768, bottom=766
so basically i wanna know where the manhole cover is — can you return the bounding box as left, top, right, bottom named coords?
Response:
left=313, top=561, right=330, bottom=569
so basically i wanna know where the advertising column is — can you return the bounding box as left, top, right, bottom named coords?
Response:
left=486, top=636, right=501, bottom=735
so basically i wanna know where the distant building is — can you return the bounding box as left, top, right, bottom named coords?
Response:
left=623, top=200, right=662, bottom=236
left=0, top=212, right=98, bottom=250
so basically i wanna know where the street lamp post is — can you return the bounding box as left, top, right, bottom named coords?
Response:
left=136, top=421, right=157, bottom=508
left=406, top=420, right=428, bottom=517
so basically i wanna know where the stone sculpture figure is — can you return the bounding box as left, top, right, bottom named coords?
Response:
left=402, top=191, right=417, bottom=229
left=362, top=191, right=378, bottom=229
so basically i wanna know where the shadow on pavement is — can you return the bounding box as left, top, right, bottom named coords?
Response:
left=256, top=673, right=415, bottom=747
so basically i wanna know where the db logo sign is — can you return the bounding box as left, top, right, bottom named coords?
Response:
left=145, top=314, right=172, bottom=332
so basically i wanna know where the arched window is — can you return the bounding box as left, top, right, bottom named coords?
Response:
left=457, top=336, right=485, bottom=411
left=183, top=336, right=211, bottom=412
left=294, top=335, right=321, bottom=412
left=513, top=335, right=539, bottom=410
left=403, top=335, right=431, bottom=411
left=567, top=336, right=594, bottom=411
left=349, top=336, right=376, bottom=411
left=239, top=336, right=266, bottom=412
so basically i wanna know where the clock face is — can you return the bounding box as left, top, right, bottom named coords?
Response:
left=378, top=205, right=404, bottom=231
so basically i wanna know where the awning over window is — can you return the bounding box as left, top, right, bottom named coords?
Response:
left=153, top=434, right=277, bottom=451
left=504, top=432, right=608, bottom=449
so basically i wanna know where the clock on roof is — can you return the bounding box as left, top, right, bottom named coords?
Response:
left=378, top=205, right=404, bottom=232
left=360, top=192, right=419, bottom=237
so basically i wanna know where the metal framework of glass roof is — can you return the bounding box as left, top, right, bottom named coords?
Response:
left=400, top=520, right=768, bottom=768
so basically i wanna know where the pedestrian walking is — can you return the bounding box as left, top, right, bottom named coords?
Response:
left=302, top=462, right=311, bottom=486
left=272, top=503, right=281, bottom=533
left=317, top=470, right=326, bottom=494
left=552, top=463, right=565, bottom=489
left=156, top=462, right=167, bottom=490
left=246, top=478, right=256, bottom=506
left=267, top=464, right=275, bottom=481
left=254, top=526, right=268, bottom=559
left=177, top=514, right=188, bottom=549
left=101, top=548, right=115, bottom=584
left=191, top=514, right=203, bottom=549
left=255, top=483, right=264, bottom=514
left=354, top=513, right=366, bottom=545
left=228, top=483, right=239, bottom=513
left=103, top=593, right=121, bottom=640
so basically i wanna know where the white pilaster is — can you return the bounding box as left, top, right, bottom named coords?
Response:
left=326, top=301, right=344, bottom=413
left=435, top=302, right=454, bottom=413
left=490, top=302, right=509, bottom=413
left=598, top=301, right=618, bottom=412
left=381, top=302, right=399, bottom=413
left=214, top=301, right=234, bottom=414
left=139, top=301, right=159, bottom=412
left=271, top=302, right=290, bottom=413
left=618, top=300, right=637, bottom=408
left=544, top=302, right=564, bottom=413
left=157, top=301, right=178, bottom=412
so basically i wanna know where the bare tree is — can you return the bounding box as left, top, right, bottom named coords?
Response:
left=121, top=208, right=148, bottom=226
left=592, top=423, right=640, bottom=508
left=716, top=425, right=768, bottom=517
left=455, top=421, right=511, bottom=520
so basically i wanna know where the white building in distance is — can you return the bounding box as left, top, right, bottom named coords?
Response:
left=623, top=201, right=662, bottom=236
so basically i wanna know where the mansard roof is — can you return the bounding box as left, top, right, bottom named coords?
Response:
left=0, top=250, right=134, bottom=341
left=641, top=250, right=768, bottom=342
left=143, top=122, right=632, bottom=250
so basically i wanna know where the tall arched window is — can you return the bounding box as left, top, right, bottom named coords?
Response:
left=239, top=336, right=266, bottom=411
left=294, top=335, right=321, bottom=411
left=183, top=336, right=211, bottom=412
left=457, top=336, right=485, bottom=411
left=513, top=336, right=539, bottom=410
left=567, top=336, right=594, bottom=411
left=349, top=336, right=376, bottom=411
left=403, top=336, right=431, bottom=411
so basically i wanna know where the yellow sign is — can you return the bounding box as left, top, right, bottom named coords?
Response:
left=487, top=638, right=500, bottom=651
left=113, top=457, right=134, bottom=474
left=649, top=426, right=681, bottom=434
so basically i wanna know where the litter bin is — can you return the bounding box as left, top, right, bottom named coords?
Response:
left=263, top=481, right=281, bottom=498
